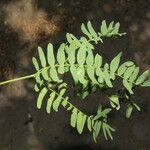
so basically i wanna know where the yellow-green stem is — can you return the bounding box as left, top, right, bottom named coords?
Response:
left=0, top=74, right=35, bottom=86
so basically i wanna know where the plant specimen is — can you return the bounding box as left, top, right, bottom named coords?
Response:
left=0, top=20, right=149, bottom=142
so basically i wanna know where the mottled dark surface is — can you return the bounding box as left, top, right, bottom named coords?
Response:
left=0, top=0, right=150, bottom=150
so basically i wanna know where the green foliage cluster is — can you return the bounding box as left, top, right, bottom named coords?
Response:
left=0, top=20, right=149, bottom=142
left=32, top=20, right=150, bottom=142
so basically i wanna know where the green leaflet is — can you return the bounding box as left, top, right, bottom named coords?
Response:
left=53, top=96, right=62, bottom=112
left=87, top=21, right=97, bottom=38
left=46, top=92, right=55, bottom=113
left=58, top=82, right=67, bottom=90
left=92, top=121, right=100, bottom=142
left=41, top=69, right=49, bottom=80
left=113, top=22, right=120, bottom=34
left=50, top=66, right=59, bottom=81
left=105, top=124, right=114, bottom=140
left=126, top=104, right=133, bottom=118
left=104, top=63, right=109, bottom=70
left=87, top=66, right=98, bottom=84
left=94, top=54, right=102, bottom=68
left=35, top=73, right=42, bottom=84
left=69, top=34, right=81, bottom=46
left=94, top=106, right=110, bottom=120
left=101, top=108, right=112, bottom=117
left=123, top=79, right=133, bottom=94
left=70, top=65, right=78, bottom=84
left=61, top=97, right=68, bottom=108
left=67, top=46, right=76, bottom=64
left=81, top=23, right=92, bottom=39
left=32, top=57, right=39, bottom=71
left=77, top=45, right=86, bottom=65
left=67, top=104, right=73, bottom=110
left=142, top=80, right=150, bottom=87
left=133, top=103, right=141, bottom=111
left=53, top=88, right=66, bottom=112
left=34, top=84, right=39, bottom=92
left=123, top=65, right=136, bottom=79
left=136, top=70, right=149, bottom=85
left=38, top=46, right=46, bottom=67
left=77, top=65, right=87, bottom=84
left=70, top=108, right=78, bottom=128
left=94, top=108, right=111, bottom=120
left=37, top=87, right=48, bottom=109
left=81, top=37, right=94, bottom=49
left=102, top=123, right=108, bottom=140
left=104, top=70, right=113, bottom=87
left=93, top=131, right=97, bottom=143
left=47, top=43, right=55, bottom=66
left=66, top=33, right=73, bottom=44
left=96, top=68, right=104, bottom=83
left=91, top=85, right=98, bottom=93
left=81, top=90, right=89, bottom=99
left=97, top=105, right=102, bottom=114
left=93, top=113, right=102, bottom=121
left=67, top=33, right=81, bottom=45
left=117, top=65, right=127, bottom=76
left=53, top=88, right=66, bottom=111
left=101, top=20, right=107, bottom=35
left=86, top=48, right=94, bottom=65
left=87, top=116, right=93, bottom=131
left=117, top=61, right=134, bottom=76
left=129, top=67, right=139, bottom=82
left=77, top=112, right=86, bottom=134
left=110, top=52, right=122, bottom=73
left=57, top=43, right=66, bottom=74
left=108, top=95, right=120, bottom=110
left=108, top=21, right=114, bottom=31
left=95, top=121, right=102, bottom=137
left=58, top=65, right=65, bottom=74
left=57, top=43, right=65, bottom=63
left=110, top=71, right=115, bottom=80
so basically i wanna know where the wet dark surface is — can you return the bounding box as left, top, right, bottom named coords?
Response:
left=0, top=0, right=150, bottom=150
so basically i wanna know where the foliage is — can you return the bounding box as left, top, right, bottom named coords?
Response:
left=0, top=20, right=150, bottom=142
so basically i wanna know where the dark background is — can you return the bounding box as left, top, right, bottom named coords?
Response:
left=0, top=0, right=150, bottom=150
